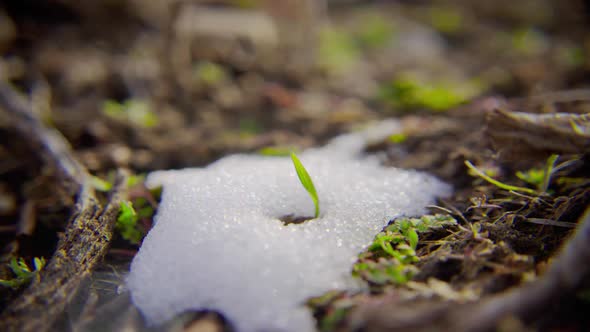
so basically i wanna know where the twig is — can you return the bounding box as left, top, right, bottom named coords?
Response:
left=0, top=83, right=88, bottom=188
left=0, top=83, right=127, bottom=332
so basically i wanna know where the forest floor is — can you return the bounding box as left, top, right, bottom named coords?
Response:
left=1, top=1, right=590, bottom=331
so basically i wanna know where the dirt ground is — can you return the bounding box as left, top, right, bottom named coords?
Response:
left=1, top=1, right=590, bottom=331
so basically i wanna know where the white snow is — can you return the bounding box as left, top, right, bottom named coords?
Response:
left=127, top=120, right=451, bottom=332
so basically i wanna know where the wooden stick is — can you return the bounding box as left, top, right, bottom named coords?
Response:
left=0, top=83, right=126, bottom=332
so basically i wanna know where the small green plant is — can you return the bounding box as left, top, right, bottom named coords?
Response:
left=0, top=257, right=45, bottom=289
left=90, top=175, right=113, bottom=192
left=194, top=61, right=227, bottom=85
left=515, top=168, right=544, bottom=188
left=290, top=152, right=320, bottom=218
left=511, top=27, right=547, bottom=56
left=116, top=201, right=143, bottom=244
left=318, top=28, right=361, bottom=73
left=357, top=15, right=395, bottom=49
left=378, top=76, right=480, bottom=111
left=307, top=291, right=353, bottom=332
left=465, top=160, right=537, bottom=195
left=466, top=154, right=559, bottom=195
left=388, top=132, right=408, bottom=144
left=353, top=259, right=418, bottom=285
left=516, top=154, right=558, bottom=193
left=354, top=214, right=457, bottom=286
left=103, top=99, right=158, bottom=128
left=126, top=173, right=146, bottom=188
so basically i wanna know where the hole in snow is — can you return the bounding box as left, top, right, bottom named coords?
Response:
left=279, top=214, right=315, bottom=225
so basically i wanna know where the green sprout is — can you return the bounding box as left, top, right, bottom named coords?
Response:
left=465, top=160, right=537, bottom=195
left=126, top=173, right=146, bottom=188
left=0, top=257, right=45, bottom=289
left=511, top=27, right=547, bottom=56
left=307, top=291, right=353, bottom=332
left=353, top=259, right=418, bottom=285
left=103, top=99, right=158, bottom=128
left=515, top=168, right=544, bottom=188
left=194, top=61, right=227, bottom=86
left=378, top=76, right=480, bottom=112
left=357, top=15, right=395, bottom=49
left=318, top=28, right=361, bottom=74
left=467, top=154, right=559, bottom=195
left=116, top=201, right=143, bottom=244
left=290, top=152, right=320, bottom=218
left=388, top=133, right=407, bottom=144
left=90, top=175, right=113, bottom=192
left=516, top=154, right=559, bottom=193
left=354, top=214, right=457, bottom=286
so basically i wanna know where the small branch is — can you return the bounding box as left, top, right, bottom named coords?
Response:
left=0, top=83, right=127, bottom=332
left=0, top=83, right=88, bottom=188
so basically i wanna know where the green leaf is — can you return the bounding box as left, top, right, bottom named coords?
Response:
left=118, top=201, right=137, bottom=225
left=516, top=168, right=545, bottom=187
left=195, top=61, right=227, bottom=85
left=388, top=133, right=407, bottom=144
left=290, top=152, right=320, bottom=218
left=406, top=227, right=419, bottom=250
left=126, top=174, right=145, bottom=188
left=90, top=175, right=113, bottom=192
left=0, top=278, right=24, bottom=288
left=33, top=257, right=45, bottom=271
left=116, top=201, right=143, bottom=244
left=17, top=258, right=31, bottom=273
left=103, top=99, right=158, bottom=128
left=541, top=154, right=559, bottom=193
left=0, top=256, right=45, bottom=289
left=379, top=237, right=397, bottom=257
left=465, top=160, right=537, bottom=195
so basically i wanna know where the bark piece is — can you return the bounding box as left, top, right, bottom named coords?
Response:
left=0, top=83, right=126, bottom=332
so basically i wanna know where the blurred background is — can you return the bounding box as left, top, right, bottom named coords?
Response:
left=0, top=0, right=588, bottom=172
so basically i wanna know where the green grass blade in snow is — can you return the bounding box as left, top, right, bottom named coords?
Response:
left=290, top=152, right=320, bottom=218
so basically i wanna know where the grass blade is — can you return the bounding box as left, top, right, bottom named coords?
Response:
left=290, top=152, right=320, bottom=218
left=464, top=160, right=537, bottom=195
left=541, top=154, right=559, bottom=193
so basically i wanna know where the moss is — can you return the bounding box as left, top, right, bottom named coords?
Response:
left=357, top=15, right=395, bottom=49
left=378, top=76, right=481, bottom=112
left=428, top=6, right=463, bottom=34
left=353, top=214, right=457, bottom=286
left=103, top=99, right=158, bottom=128
left=194, top=61, right=227, bottom=86
left=317, top=28, right=361, bottom=74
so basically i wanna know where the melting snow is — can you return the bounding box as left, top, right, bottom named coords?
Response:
left=127, top=121, right=451, bottom=332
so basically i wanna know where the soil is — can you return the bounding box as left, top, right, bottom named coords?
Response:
left=1, top=1, right=590, bottom=331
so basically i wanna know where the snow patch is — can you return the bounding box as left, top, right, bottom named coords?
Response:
left=127, top=120, right=450, bottom=332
